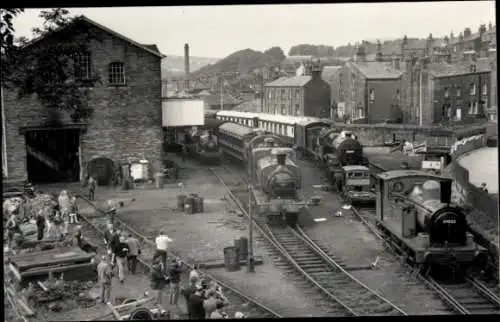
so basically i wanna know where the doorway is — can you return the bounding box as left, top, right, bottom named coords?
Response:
left=25, top=128, right=81, bottom=183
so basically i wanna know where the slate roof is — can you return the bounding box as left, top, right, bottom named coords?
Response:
left=321, top=66, right=342, bottom=84
left=351, top=61, right=403, bottom=79
left=427, top=61, right=491, bottom=78
left=23, top=15, right=165, bottom=58
left=265, top=76, right=312, bottom=87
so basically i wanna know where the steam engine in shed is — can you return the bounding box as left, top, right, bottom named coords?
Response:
left=374, top=170, right=487, bottom=272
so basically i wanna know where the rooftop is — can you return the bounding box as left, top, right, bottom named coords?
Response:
left=428, top=61, right=491, bottom=78
left=265, top=75, right=312, bottom=87
left=321, top=66, right=342, bottom=84
left=351, top=61, right=403, bottom=79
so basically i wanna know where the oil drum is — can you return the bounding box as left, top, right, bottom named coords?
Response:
left=184, top=196, right=194, bottom=214
left=177, top=195, right=186, bottom=211
left=223, top=246, right=241, bottom=272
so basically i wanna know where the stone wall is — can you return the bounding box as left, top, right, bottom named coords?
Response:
left=3, top=25, right=163, bottom=181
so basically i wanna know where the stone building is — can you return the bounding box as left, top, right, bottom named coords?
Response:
left=321, top=66, right=343, bottom=118
left=449, top=23, right=496, bottom=59
left=335, top=44, right=403, bottom=123
left=263, top=60, right=331, bottom=118
left=401, top=55, right=491, bottom=125
left=2, top=15, right=165, bottom=183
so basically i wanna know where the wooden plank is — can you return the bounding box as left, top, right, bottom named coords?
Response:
left=21, top=262, right=95, bottom=279
left=107, top=302, right=123, bottom=320
left=37, top=281, right=49, bottom=292
left=198, top=256, right=264, bottom=269
left=9, top=263, right=22, bottom=281
left=12, top=248, right=93, bottom=271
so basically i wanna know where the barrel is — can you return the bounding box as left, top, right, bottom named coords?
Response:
left=177, top=195, right=186, bottom=211
left=189, top=194, right=198, bottom=213
left=195, top=196, right=204, bottom=213
left=223, top=246, right=241, bottom=272
left=184, top=197, right=195, bottom=214
left=154, top=173, right=164, bottom=189
left=239, top=237, right=248, bottom=260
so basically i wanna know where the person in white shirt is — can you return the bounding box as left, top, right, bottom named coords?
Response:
left=152, top=231, right=172, bottom=267
left=189, top=264, right=200, bottom=282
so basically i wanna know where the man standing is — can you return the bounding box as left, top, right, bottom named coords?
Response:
left=88, top=176, right=97, bottom=201
left=181, top=276, right=198, bottom=318
left=168, top=259, right=183, bottom=305
left=126, top=233, right=140, bottom=274
left=115, top=235, right=129, bottom=284
left=188, top=285, right=206, bottom=320
left=150, top=261, right=169, bottom=307
left=153, top=231, right=172, bottom=268
left=97, top=256, right=113, bottom=304
left=36, top=210, right=46, bottom=241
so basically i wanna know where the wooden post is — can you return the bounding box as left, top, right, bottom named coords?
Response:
left=247, top=184, right=255, bottom=273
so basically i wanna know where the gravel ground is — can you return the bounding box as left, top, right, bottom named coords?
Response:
left=76, top=156, right=325, bottom=317
left=296, top=157, right=452, bottom=315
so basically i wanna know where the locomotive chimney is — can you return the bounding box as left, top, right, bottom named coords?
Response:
left=184, top=43, right=190, bottom=90
left=277, top=153, right=286, bottom=166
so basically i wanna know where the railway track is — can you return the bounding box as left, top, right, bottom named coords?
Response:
left=350, top=206, right=500, bottom=315
left=74, top=195, right=282, bottom=319
left=209, top=166, right=407, bottom=316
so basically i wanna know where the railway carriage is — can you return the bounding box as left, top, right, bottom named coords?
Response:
left=374, top=170, right=487, bottom=271
left=216, top=110, right=260, bottom=129
left=217, top=122, right=258, bottom=161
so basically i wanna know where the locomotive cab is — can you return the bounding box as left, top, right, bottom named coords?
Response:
left=341, top=165, right=376, bottom=205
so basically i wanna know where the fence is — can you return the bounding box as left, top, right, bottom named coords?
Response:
left=450, top=134, right=498, bottom=277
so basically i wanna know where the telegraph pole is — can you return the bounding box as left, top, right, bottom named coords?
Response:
left=247, top=184, right=255, bottom=273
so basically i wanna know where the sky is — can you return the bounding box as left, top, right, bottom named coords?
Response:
left=12, top=2, right=496, bottom=58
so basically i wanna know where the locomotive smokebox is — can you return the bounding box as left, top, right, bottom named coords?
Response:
left=277, top=153, right=286, bottom=165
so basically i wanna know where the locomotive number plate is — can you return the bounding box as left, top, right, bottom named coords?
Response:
left=346, top=150, right=354, bottom=153
left=442, top=219, right=456, bottom=224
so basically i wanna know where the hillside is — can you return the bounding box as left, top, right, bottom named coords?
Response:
left=161, top=55, right=220, bottom=77
left=192, top=48, right=286, bottom=77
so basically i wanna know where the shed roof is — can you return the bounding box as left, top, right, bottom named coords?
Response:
left=23, top=15, right=165, bottom=58
left=351, top=61, right=403, bottom=79
left=265, top=76, right=312, bottom=87
left=219, top=122, right=255, bottom=137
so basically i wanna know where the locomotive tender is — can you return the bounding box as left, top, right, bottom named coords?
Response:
left=217, top=121, right=305, bottom=225
left=374, top=170, right=487, bottom=270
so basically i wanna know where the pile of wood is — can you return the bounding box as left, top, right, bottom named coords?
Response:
left=7, top=247, right=97, bottom=288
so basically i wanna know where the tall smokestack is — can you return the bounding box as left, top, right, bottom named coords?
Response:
left=184, top=43, right=190, bottom=90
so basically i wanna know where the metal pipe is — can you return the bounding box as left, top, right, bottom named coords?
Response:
left=247, top=184, right=255, bottom=273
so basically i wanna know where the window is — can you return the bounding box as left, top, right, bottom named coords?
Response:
left=396, top=89, right=400, bottom=100
left=444, top=87, right=449, bottom=98
left=281, top=89, right=286, bottom=99
left=108, top=62, right=126, bottom=85
left=468, top=101, right=479, bottom=115
left=369, top=89, right=375, bottom=102
left=470, top=83, right=476, bottom=96
left=295, top=88, right=301, bottom=98
left=455, top=106, right=462, bottom=121
left=74, top=52, right=91, bottom=79
left=268, top=90, right=272, bottom=99
left=295, top=104, right=300, bottom=116
left=281, top=104, right=286, bottom=115
left=456, top=87, right=461, bottom=97
left=482, top=84, right=488, bottom=95
left=357, top=104, right=364, bottom=119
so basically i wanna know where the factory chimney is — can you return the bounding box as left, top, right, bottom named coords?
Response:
left=184, top=43, right=190, bottom=91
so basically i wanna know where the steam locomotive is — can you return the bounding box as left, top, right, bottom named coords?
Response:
left=374, top=170, right=487, bottom=271
left=217, top=122, right=304, bottom=225
left=180, top=119, right=227, bottom=164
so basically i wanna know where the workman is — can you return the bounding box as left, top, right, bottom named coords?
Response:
left=97, top=256, right=113, bottom=304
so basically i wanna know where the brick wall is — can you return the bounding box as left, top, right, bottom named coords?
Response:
left=366, top=79, right=402, bottom=123
left=4, top=25, right=163, bottom=181
left=303, top=76, right=330, bottom=118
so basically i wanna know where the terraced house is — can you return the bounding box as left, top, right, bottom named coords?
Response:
left=2, top=15, right=165, bottom=184
left=263, top=61, right=330, bottom=118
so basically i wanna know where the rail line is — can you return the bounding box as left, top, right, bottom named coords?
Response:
left=74, top=195, right=282, bottom=319
left=350, top=206, right=500, bottom=315
left=209, top=166, right=407, bottom=316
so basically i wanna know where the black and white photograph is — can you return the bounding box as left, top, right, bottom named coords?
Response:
left=1, top=2, right=498, bottom=320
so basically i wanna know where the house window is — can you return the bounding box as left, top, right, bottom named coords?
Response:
left=396, top=89, right=400, bottom=100
left=281, top=104, right=286, bottom=115
left=295, top=104, right=300, bottom=116
left=268, top=90, right=272, bottom=99
left=369, top=89, right=375, bottom=102
left=470, top=83, right=476, bottom=96
left=74, top=52, right=91, bottom=79
left=357, top=103, right=364, bottom=119
left=295, top=88, right=301, bottom=98
left=455, top=106, right=462, bottom=121
left=281, top=89, right=286, bottom=99
left=444, top=87, right=449, bottom=98
left=456, top=87, right=461, bottom=97
left=468, top=101, right=479, bottom=115
left=482, top=84, right=488, bottom=95
left=109, top=62, right=126, bottom=85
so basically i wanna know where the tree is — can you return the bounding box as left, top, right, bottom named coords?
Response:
left=1, top=8, right=24, bottom=85
left=264, top=46, right=285, bottom=62
left=5, top=8, right=96, bottom=122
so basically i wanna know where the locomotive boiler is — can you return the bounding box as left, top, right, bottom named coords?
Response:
left=256, top=148, right=301, bottom=198
left=316, top=129, right=363, bottom=166
left=375, top=170, right=487, bottom=270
